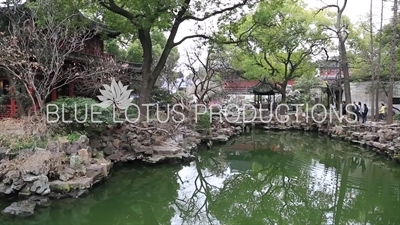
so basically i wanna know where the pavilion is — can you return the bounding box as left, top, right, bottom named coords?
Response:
left=249, top=77, right=279, bottom=109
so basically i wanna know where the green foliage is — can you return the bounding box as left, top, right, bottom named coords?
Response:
left=227, top=0, right=330, bottom=98
left=0, top=135, right=47, bottom=152
left=104, top=29, right=180, bottom=86
left=394, top=114, right=400, bottom=121
left=66, top=131, right=83, bottom=142
left=195, top=112, right=212, bottom=130
left=48, top=97, right=114, bottom=134
left=151, top=86, right=174, bottom=104
left=293, top=75, right=322, bottom=93
left=26, top=0, right=90, bottom=35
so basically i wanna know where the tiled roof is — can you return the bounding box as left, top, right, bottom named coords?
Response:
left=224, top=79, right=295, bottom=90
left=224, top=81, right=259, bottom=88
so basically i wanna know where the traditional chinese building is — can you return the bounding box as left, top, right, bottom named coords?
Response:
left=316, top=60, right=348, bottom=103
left=223, top=78, right=294, bottom=103
left=0, top=7, right=142, bottom=118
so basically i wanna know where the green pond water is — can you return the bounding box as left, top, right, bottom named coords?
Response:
left=2, top=131, right=400, bottom=225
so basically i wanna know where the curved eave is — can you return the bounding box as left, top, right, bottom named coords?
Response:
left=118, top=61, right=142, bottom=73
left=251, top=90, right=277, bottom=95
left=105, top=30, right=121, bottom=38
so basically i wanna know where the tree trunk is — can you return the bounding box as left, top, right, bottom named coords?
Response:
left=376, top=0, right=384, bottom=121
left=339, top=39, right=351, bottom=104
left=138, top=28, right=155, bottom=118
left=387, top=0, right=397, bottom=124
left=334, top=157, right=350, bottom=225
left=369, top=0, right=375, bottom=119
left=336, top=3, right=351, bottom=104
left=279, top=85, right=287, bottom=115
left=137, top=28, right=175, bottom=118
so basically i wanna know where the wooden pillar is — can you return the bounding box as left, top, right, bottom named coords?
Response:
left=68, top=82, right=74, bottom=97
left=327, top=93, right=330, bottom=109
left=51, top=88, right=57, bottom=101
left=10, top=87, right=16, bottom=117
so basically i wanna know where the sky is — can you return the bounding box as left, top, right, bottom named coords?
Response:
left=174, top=0, right=395, bottom=69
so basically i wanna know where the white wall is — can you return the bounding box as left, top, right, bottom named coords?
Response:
left=343, top=81, right=400, bottom=109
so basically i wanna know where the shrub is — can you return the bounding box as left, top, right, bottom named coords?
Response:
left=0, top=135, right=47, bottom=152
left=47, top=97, right=114, bottom=134
left=394, top=114, right=400, bottom=121
left=66, top=131, right=84, bottom=142
left=195, top=112, right=212, bottom=130
left=151, top=87, right=174, bottom=105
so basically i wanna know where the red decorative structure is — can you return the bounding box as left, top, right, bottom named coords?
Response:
left=68, top=82, right=74, bottom=97
left=9, top=87, right=16, bottom=118
left=0, top=10, right=142, bottom=119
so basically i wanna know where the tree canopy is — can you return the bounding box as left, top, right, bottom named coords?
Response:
left=227, top=0, right=331, bottom=102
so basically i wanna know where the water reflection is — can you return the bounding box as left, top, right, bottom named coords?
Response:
left=1, top=132, right=400, bottom=225
left=172, top=132, right=400, bottom=225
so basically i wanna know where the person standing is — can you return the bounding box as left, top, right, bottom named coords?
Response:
left=353, top=102, right=360, bottom=121
left=342, top=101, right=347, bottom=115
left=362, top=103, right=368, bottom=123
left=379, top=103, right=386, bottom=120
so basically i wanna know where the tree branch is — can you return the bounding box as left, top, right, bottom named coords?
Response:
left=180, top=0, right=249, bottom=22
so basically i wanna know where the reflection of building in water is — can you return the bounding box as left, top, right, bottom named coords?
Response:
left=223, top=139, right=292, bottom=172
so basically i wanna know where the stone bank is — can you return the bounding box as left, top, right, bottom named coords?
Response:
left=0, top=120, right=241, bottom=216
left=258, top=114, right=400, bottom=161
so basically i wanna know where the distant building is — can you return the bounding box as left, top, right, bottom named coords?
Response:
left=223, top=79, right=295, bottom=102
left=317, top=60, right=352, bottom=83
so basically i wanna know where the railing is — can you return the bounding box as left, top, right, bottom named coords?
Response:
left=0, top=105, right=14, bottom=119
left=0, top=104, right=40, bottom=118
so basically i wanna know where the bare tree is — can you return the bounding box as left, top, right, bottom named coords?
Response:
left=317, top=0, right=351, bottom=104
left=184, top=45, right=225, bottom=105
left=0, top=0, right=119, bottom=114
left=73, top=62, right=141, bottom=98
left=387, top=0, right=398, bottom=124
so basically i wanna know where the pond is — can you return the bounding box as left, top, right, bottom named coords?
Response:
left=1, top=131, right=400, bottom=225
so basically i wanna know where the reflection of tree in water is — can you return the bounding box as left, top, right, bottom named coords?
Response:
left=3, top=132, right=400, bottom=225
left=172, top=151, right=229, bottom=225
left=173, top=132, right=400, bottom=225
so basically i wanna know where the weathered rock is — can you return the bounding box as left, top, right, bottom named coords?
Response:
left=49, top=180, right=70, bottom=193
left=18, top=185, right=32, bottom=197
left=103, top=146, right=114, bottom=155
left=0, top=183, right=13, bottom=194
left=86, top=161, right=110, bottom=184
left=67, top=177, right=92, bottom=190
left=78, top=149, right=90, bottom=166
left=77, top=135, right=89, bottom=148
left=2, top=200, right=36, bottom=217
left=113, top=139, right=121, bottom=149
left=66, top=142, right=80, bottom=155
left=363, top=134, right=379, bottom=142
left=59, top=167, right=75, bottom=182
left=30, top=175, right=50, bottom=195
left=45, top=141, right=58, bottom=152
left=57, top=137, right=70, bottom=153
left=106, top=153, right=121, bottom=162
left=21, top=150, right=52, bottom=176
left=69, top=155, right=83, bottom=170
left=28, top=195, right=51, bottom=208
left=3, top=170, right=20, bottom=184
